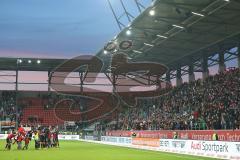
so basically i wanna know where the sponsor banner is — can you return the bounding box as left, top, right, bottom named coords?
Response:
left=0, top=134, right=7, bottom=140
left=84, top=136, right=94, bottom=141
left=23, top=127, right=32, bottom=132
left=58, top=135, right=79, bottom=140
left=106, top=131, right=132, bottom=137
left=106, top=130, right=240, bottom=142
left=159, top=139, right=240, bottom=160
left=159, top=139, right=187, bottom=154
left=101, top=136, right=132, bottom=144
left=189, top=140, right=240, bottom=160
left=89, top=136, right=240, bottom=159
left=132, top=138, right=160, bottom=147
left=0, top=121, right=16, bottom=127
left=0, top=134, right=80, bottom=141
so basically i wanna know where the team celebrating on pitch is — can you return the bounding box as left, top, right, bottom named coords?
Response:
left=5, top=125, right=59, bottom=150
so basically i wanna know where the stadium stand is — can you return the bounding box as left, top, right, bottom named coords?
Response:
left=0, top=92, right=19, bottom=122
left=1, top=0, right=240, bottom=159
left=0, top=68, right=239, bottom=131
left=114, top=68, right=240, bottom=131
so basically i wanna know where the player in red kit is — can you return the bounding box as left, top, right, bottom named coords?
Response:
left=15, top=132, right=24, bottom=150
left=22, top=136, right=30, bottom=150
left=23, top=131, right=32, bottom=150
left=5, top=132, right=16, bottom=150
left=18, top=125, right=26, bottom=136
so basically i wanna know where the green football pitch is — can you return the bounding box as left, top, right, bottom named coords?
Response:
left=0, top=140, right=216, bottom=160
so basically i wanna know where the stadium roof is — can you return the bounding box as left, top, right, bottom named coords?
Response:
left=0, top=0, right=239, bottom=72
left=98, top=0, right=240, bottom=70
left=0, top=57, right=66, bottom=71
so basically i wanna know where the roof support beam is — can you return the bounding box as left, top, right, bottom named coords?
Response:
left=218, top=52, right=226, bottom=73
left=238, top=44, right=240, bottom=68
left=189, top=63, right=195, bottom=82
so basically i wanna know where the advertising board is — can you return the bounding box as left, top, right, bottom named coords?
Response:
left=106, top=130, right=240, bottom=142
left=159, top=139, right=240, bottom=160
left=101, top=136, right=132, bottom=144
left=0, top=134, right=7, bottom=140
left=58, top=134, right=79, bottom=140
left=132, top=138, right=160, bottom=147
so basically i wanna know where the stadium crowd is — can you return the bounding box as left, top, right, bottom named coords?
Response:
left=0, top=68, right=239, bottom=134
left=0, top=92, right=22, bottom=123
left=116, top=68, right=240, bottom=131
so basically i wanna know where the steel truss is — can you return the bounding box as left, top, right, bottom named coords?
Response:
left=107, top=0, right=153, bottom=31
left=166, top=43, right=240, bottom=85
left=134, top=0, right=231, bottom=54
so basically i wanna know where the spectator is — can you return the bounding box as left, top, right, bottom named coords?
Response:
left=113, top=68, right=240, bottom=131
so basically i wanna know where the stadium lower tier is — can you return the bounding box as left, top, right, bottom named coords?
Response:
left=19, top=96, right=117, bottom=126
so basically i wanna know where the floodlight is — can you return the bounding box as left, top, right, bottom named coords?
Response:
left=157, top=35, right=168, bottom=39
left=103, top=50, right=108, bottom=55
left=191, top=12, right=204, bottom=17
left=126, top=30, right=132, bottom=36
left=17, top=59, right=22, bottom=63
left=172, top=24, right=184, bottom=29
left=133, top=50, right=142, bottom=54
left=149, top=10, right=155, bottom=16
left=144, top=43, right=154, bottom=47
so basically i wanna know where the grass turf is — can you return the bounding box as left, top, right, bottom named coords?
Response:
left=0, top=140, right=216, bottom=160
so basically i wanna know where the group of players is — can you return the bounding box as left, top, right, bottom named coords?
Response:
left=5, top=125, right=59, bottom=150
